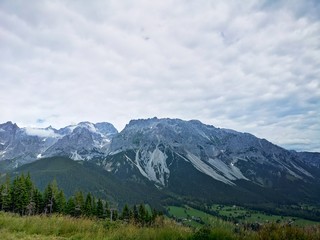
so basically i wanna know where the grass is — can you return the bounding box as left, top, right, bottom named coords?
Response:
left=0, top=211, right=192, bottom=240
left=1, top=211, right=320, bottom=240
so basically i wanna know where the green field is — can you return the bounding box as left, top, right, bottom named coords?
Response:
left=167, top=206, right=232, bottom=228
left=211, top=204, right=320, bottom=226
left=167, top=204, right=320, bottom=229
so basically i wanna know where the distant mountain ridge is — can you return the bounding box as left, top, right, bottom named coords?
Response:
left=1, top=118, right=320, bottom=206
left=0, top=121, right=117, bottom=169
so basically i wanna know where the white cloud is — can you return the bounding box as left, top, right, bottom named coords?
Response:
left=0, top=0, right=319, bottom=151
left=24, top=128, right=60, bottom=138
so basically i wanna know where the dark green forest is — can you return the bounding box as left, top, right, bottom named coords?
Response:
left=0, top=173, right=161, bottom=225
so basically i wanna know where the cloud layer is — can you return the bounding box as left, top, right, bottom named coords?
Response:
left=0, top=0, right=319, bottom=152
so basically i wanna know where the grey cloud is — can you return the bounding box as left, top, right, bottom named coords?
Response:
left=0, top=0, right=319, bottom=151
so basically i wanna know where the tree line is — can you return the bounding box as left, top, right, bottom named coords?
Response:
left=0, top=173, right=161, bottom=225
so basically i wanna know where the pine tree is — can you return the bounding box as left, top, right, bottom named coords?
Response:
left=32, top=188, right=43, bottom=214
left=74, top=191, right=84, bottom=216
left=11, top=175, right=28, bottom=215
left=112, top=209, right=118, bottom=221
left=43, top=183, right=52, bottom=214
left=25, top=173, right=35, bottom=215
left=55, top=190, right=66, bottom=213
left=105, top=201, right=110, bottom=219
left=133, top=205, right=139, bottom=222
left=138, top=204, right=147, bottom=224
left=25, top=173, right=33, bottom=201
left=2, top=174, right=11, bottom=211
left=65, top=197, right=76, bottom=216
left=121, top=204, right=130, bottom=221
left=10, top=176, right=18, bottom=212
left=0, top=184, right=3, bottom=210
left=96, top=198, right=104, bottom=218
left=84, top=193, right=93, bottom=216
left=92, top=196, right=97, bottom=216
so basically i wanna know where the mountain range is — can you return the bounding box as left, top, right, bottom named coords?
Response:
left=1, top=118, right=319, bottom=209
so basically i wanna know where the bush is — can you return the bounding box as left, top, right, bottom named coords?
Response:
left=191, top=226, right=235, bottom=240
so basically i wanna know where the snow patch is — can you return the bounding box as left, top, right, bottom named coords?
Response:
left=37, top=154, right=42, bottom=159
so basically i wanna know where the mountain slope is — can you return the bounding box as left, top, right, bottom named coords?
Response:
left=1, top=118, right=320, bottom=207
left=12, top=157, right=164, bottom=207
left=98, top=118, right=320, bottom=205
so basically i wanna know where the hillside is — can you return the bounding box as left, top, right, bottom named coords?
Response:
left=12, top=157, right=164, bottom=207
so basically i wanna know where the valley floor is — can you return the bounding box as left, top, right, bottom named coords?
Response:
left=1, top=211, right=320, bottom=240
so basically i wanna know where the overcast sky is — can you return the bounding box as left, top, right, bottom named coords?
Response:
left=0, top=0, right=319, bottom=152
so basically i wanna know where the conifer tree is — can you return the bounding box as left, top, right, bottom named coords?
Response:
left=74, top=191, right=84, bottom=216
left=112, top=209, right=118, bottom=221
left=96, top=198, right=104, bottom=218
left=11, top=175, right=28, bottom=214
left=55, top=190, right=66, bottom=213
left=84, top=192, right=93, bottom=216
left=138, top=204, right=147, bottom=224
left=133, top=205, right=139, bottom=222
left=65, top=197, right=76, bottom=216
left=105, top=201, right=110, bottom=219
left=43, top=183, right=54, bottom=214
left=0, top=184, right=3, bottom=210
left=1, top=174, right=11, bottom=211
left=32, top=188, right=43, bottom=214
left=121, top=204, right=130, bottom=221
left=25, top=173, right=33, bottom=201
left=93, top=196, right=97, bottom=216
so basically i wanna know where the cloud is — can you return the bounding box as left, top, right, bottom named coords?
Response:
left=24, top=128, right=60, bottom=138
left=0, top=0, right=319, bottom=152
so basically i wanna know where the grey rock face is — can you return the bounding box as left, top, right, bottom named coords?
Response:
left=0, top=121, right=118, bottom=167
left=106, top=118, right=318, bottom=187
left=1, top=118, right=319, bottom=190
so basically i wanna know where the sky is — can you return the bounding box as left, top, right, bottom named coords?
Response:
left=0, top=0, right=319, bottom=152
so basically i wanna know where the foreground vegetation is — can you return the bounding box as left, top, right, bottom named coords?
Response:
left=1, top=211, right=320, bottom=240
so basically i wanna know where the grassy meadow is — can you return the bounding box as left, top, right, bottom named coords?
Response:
left=1, top=211, right=320, bottom=240
left=0, top=211, right=191, bottom=240
left=168, top=204, right=320, bottom=227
